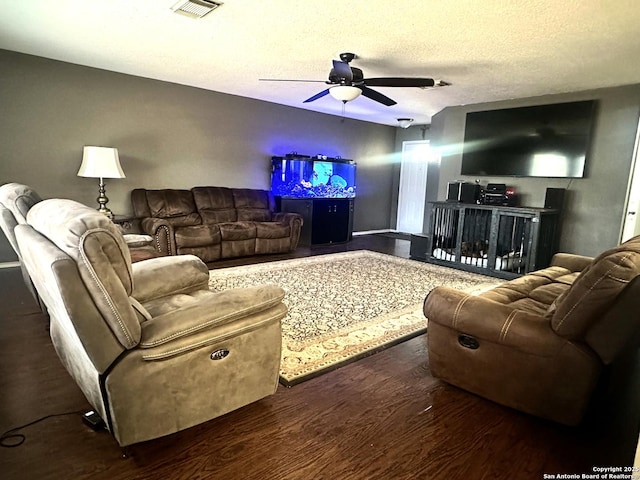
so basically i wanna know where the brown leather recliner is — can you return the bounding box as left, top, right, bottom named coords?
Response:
left=131, top=187, right=303, bottom=262
left=423, top=235, right=640, bottom=425
left=16, top=199, right=286, bottom=446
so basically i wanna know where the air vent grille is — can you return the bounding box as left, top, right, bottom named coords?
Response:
left=171, top=0, right=222, bottom=19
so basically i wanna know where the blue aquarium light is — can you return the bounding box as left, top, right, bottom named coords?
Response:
left=271, top=154, right=356, bottom=199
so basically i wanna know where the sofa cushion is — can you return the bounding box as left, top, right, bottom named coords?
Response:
left=192, top=187, right=238, bottom=224
left=233, top=189, right=273, bottom=222
left=255, top=222, right=290, bottom=239
left=479, top=265, right=577, bottom=315
left=219, top=222, right=256, bottom=241
left=238, top=209, right=272, bottom=222
left=200, top=209, right=237, bottom=224
left=146, top=190, right=197, bottom=219
left=551, top=237, right=640, bottom=338
left=175, top=224, right=221, bottom=248
left=177, top=244, right=221, bottom=263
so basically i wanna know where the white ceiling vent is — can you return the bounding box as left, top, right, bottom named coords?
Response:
left=171, top=0, right=222, bottom=19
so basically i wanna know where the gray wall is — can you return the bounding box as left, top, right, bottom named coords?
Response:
left=430, top=85, right=640, bottom=256
left=0, top=49, right=397, bottom=261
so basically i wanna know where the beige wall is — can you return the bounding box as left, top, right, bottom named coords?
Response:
left=0, top=49, right=397, bottom=262
left=430, top=85, right=640, bottom=256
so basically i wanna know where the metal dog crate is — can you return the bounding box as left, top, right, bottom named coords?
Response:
left=425, top=202, right=561, bottom=279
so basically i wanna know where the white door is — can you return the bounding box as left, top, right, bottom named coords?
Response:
left=621, top=116, right=640, bottom=243
left=396, top=140, right=431, bottom=234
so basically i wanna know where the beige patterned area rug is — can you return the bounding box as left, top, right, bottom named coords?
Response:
left=208, top=250, right=499, bottom=386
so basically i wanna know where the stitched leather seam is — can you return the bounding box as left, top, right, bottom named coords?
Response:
left=452, top=295, right=470, bottom=329
left=556, top=252, right=633, bottom=330
left=141, top=314, right=279, bottom=360
left=155, top=225, right=171, bottom=254
left=499, top=310, right=518, bottom=342
left=140, top=294, right=284, bottom=346
left=79, top=229, right=135, bottom=347
left=607, top=275, right=630, bottom=283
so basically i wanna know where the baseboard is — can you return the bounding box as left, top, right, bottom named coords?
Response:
left=0, top=261, right=20, bottom=269
left=352, top=229, right=393, bottom=236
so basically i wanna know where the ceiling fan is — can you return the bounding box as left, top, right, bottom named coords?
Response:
left=260, top=53, right=449, bottom=106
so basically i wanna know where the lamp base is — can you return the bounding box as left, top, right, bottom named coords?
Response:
left=97, top=179, right=114, bottom=219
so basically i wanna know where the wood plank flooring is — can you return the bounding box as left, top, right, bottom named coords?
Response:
left=0, top=234, right=638, bottom=479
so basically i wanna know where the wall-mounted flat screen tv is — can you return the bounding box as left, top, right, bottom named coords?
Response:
left=271, top=155, right=356, bottom=198
left=461, top=100, right=597, bottom=178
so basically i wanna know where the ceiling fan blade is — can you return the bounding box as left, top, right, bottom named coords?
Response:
left=363, top=77, right=436, bottom=88
left=303, top=89, right=331, bottom=103
left=332, top=60, right=353, bottom=82
left=259, top=78, right=326, bottom=83
left=359, top=86, right=397, bottom=106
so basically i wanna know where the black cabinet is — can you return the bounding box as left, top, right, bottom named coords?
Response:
left=423, top=202, right=561, bottom=279
left=280, top=198, right=354, bottom=246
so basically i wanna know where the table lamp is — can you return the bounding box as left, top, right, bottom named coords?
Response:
left=77, top=146, right=125, bottom=218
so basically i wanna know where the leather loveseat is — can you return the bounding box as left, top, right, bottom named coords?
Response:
left=423, top=235, right=640, bottom=425
left=131, top=187, right=303, bottom=262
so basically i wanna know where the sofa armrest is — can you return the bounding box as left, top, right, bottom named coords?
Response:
left=550, top=253, right=593, bottom=272
left=132, top=254, right=209, bottom=302
left=273, top=212, right=303, bottom=227
left=140, top=217, right=176, bottom=255
left=424, top=286, right=568, bottom=356
left=138, top=285, right=285, bottom=359
left=273, top=212, right=303, bottom=250
left=123, top=234, right=153, bottom=248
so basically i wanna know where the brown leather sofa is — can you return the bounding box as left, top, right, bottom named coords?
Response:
left=131, top=187, right=303, bottom=262
left=423, top=235, right=640, bottom=425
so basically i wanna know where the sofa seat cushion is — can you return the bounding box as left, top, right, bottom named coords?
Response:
left=219, top=222, right=257, bottom=241
left=480, top=268, right=575, bottom=314
left=528, top=266, right=573, bottom=281
left=238, top=209, right=272, bottom=222
left=529, top=282, right=572, bottom=306
left=256, top=222, right=290, bottom=239
left=175, top=224, right=221, bottom=248
left=201, top=209, right=237, bottom=224
left=480, top=274, right=556, bottom=304
left=141, top=289, right=214, bottom=318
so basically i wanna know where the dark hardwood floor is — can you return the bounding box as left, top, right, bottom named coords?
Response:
left=0, top=234, right=637, bottom=479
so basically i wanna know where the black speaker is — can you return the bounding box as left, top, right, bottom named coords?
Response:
left=544, top=188, right=566, bottom=209
left=447, top=182, right=480, bottom=204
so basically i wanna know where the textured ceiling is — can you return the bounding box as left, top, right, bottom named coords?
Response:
left=1, top=0, right=639, bottom=126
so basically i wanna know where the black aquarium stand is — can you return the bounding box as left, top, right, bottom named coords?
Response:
left=279, top=198, right=354, bottom=246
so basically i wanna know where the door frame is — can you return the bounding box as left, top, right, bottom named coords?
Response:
left=621, top=114, right=640, bottom=243
left=396, top=140, right=430, bottom=234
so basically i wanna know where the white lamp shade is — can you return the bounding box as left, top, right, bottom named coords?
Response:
left=77, top=146, right=125, bottom=179
left=397, top=118, right=414, bottom=129
left=329, top=85, right=362, bottom=102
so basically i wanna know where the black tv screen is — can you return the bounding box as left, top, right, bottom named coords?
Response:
left=461, top=100, right=597, bottom=178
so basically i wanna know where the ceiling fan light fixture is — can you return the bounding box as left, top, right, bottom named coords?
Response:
left=171, top=0, right=222, bottom=19
left=397, top=118, right=414, bottom=128
left=329, top=85, right=361, bottom=103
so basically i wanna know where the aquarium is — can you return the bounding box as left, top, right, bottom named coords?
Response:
left=271, top=155, right=356, bottom=198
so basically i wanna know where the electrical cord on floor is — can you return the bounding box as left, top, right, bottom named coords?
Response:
left=0, top=410, right=85, bottom=448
